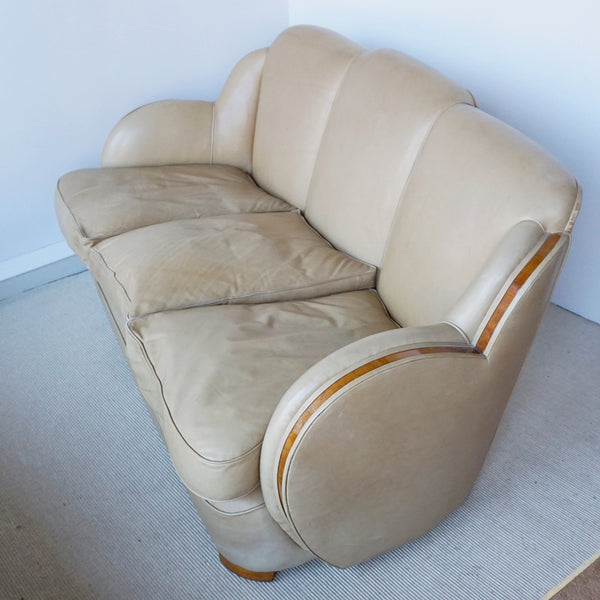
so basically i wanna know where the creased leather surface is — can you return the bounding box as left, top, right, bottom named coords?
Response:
left=127, top=290, right=397, bottom=500
left=56, top=164, right=290, bottom=262
left=89, top=211, right=376, bottom=323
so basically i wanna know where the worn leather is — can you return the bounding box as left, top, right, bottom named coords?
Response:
left=55, top=164, right=291, bottom=263
left=305, top=48, right=473, bottom=266
left=252, top=25, right=364, bottom=210
left=126, top=290, right=396, bottom=500
left=89, top=211, right=376, bottom=326
left=53, top=24, right=581, bottom=574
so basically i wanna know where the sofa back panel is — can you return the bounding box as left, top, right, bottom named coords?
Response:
left=213, top=48, right=267, bottom=173
left=304, top=49, right=473, bottom=267
left=378, top=103, right=580, bottom=328
left=252, top=26, right=364, bottom=210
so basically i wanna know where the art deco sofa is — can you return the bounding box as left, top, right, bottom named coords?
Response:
left=55, top=25, right=581, bottom=580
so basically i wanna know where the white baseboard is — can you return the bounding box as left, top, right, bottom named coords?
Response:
left=0, top=244, right=86, bottom=301
left=0, top=241, right=75, bottom=281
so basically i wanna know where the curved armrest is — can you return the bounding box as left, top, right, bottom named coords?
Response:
left=260, top=323, right=506, bottom=567
left=101, top=100, right=214, bottom=167
left=101, top=48, right=267, bottom=169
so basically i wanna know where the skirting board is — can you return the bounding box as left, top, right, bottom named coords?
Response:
left=0, top=255, right=87, bottom=302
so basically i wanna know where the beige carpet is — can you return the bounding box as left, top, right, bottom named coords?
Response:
left=1, top=271, right=599, bottom=599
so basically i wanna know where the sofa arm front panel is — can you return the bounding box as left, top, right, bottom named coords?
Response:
left=260, top=324, right=469, bottom=544
left=263, top=341, right=493, bottom=567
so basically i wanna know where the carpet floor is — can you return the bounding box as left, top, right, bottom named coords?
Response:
left=0, top=271, right=599, bottom=599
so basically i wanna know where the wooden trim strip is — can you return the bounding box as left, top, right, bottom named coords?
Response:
left=276, top=344, right=480, bottom=500
left=276, top=233, right=563, bottom=503
left=219, top=554, right=276, bottom=581
left=476, top=233, right=561, bottom=353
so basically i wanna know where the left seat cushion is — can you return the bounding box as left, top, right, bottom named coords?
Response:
left=55, top=164, right=292, bottom=263
left=88, top=211, right=377, bottom=331
left=126, top=289, right=398, bottom=500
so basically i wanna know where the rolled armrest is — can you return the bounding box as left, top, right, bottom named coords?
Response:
left=101, top=48, right=267, bottom=169
left=260, top=323, right=503, bottom=566
left=101, top=100, right=214, bottom=167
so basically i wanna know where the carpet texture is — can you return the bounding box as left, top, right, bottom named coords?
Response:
left=1, top=271, right=599, bottom=599
left=544, top=553, right=600, bottom=599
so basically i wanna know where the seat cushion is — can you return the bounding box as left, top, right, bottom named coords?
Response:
left=89, top=211, right=377, bottom=332
left=55, top=164, right=292, bottom=262
left=126, top=290, right=398, bottom=500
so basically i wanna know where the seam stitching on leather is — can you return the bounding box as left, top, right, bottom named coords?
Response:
left=203, top=501, right=265, bottom=517
left=126, top=319, right=264, bottom=467
left=378, top=101, right=474, bottom=283
left=90, top=247, right=132, bottom=305
left=303, top=48, right=365, bottom=216
left=56, top=180, right=89, bottom=242
left=95, top=281, right=127, bottom=347
left=124, top=270, right=376, bottom=321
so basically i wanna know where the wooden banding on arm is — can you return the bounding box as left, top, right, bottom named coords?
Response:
left=277, top=233, right=563, bottom=502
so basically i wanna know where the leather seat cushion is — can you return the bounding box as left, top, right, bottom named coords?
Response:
left=55, top=164, right=292, bottom=262
left=126, top=289, right=398, bottom=500
left=88, top=211, right=377, bottom=326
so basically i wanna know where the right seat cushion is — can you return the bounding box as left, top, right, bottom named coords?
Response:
left=55, top=164, right=292, bottom=263
left=88, top=211, right=377, bottom=336
left=125, top=289, right=398, bottom=501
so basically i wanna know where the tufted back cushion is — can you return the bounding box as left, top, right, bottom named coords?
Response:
left=378, top=103, right=580, bottom=328
left=304, top=48, right=473, bottom=267
left=252, top=26, right=364, bottom=210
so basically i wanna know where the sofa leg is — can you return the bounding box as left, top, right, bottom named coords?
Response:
left=219, top=554, right=276, bottom=581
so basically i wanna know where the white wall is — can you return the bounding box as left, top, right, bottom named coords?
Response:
left=290, top=0, right=600, bottom=324
left=2, top=1, right=599, bottom=324
left=0, top=0, right=288, bottom=277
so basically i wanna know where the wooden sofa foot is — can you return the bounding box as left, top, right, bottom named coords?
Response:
left=219, top=554, right=276, bottom=581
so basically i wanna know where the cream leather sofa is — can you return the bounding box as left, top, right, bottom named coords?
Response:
left=55, top=26, right=581, bottom=580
